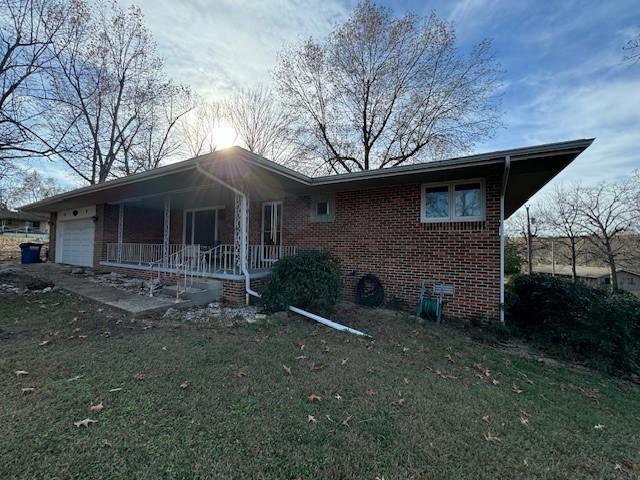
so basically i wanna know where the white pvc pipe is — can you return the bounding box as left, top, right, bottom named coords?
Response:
left=195, top=162, right=259, bottom=300
left=499, top=155, right=511, bottom=323
left=288, top=306, right=372, bottom=338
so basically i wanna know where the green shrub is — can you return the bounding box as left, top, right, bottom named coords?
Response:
left=261, top=250, right=343, bottom=315
left=507, top=274, right=640, bottom=374
left=504, top=241, right=522, bottom=276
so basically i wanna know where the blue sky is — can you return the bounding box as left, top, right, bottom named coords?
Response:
left=44, top=0, right=640, bottom=194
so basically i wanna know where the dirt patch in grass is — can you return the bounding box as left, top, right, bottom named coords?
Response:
left=0, top=281, right=639, bottom=479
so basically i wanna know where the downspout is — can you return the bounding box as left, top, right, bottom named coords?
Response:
left=500, top=155, right=511, bottom=323
left=195, top=161, right=371, bottom=339
left=195, top=162, right=259, bottom=299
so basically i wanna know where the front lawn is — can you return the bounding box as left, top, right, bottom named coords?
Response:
left=1, top=284, right=639, bottom=479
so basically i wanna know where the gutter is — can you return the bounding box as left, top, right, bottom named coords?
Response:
left=499, top=155, right=511, bottom=323
left=195, top=161, right=371, bottom=338
left=195, top=162, right=260, bottom=301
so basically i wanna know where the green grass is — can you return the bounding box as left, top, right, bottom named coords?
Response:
left=1, top=287, right=639, bottom=479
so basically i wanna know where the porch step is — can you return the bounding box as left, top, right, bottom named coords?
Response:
left=160, top=279, right=222, bottom=306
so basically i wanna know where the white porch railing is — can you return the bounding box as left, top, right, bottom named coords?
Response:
left=249, top=245, right=297, bottom=270
left=104, top=243, right=297, bottom=276
left=105, top=243, right=187, bottom=266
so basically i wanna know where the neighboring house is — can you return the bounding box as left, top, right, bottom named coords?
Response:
left=21, top=139, right=593, bottom=319
left=534, top=264, right=640, bottom=296
left=0, top=209, right=49, bottom=236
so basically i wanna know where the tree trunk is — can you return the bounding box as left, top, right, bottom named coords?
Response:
left=608, top=252, right=618, bottom=293
left=570, top=237, right=577, bottom=283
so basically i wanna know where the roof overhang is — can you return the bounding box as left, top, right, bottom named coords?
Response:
left=21, top=139, right=594, bottom=218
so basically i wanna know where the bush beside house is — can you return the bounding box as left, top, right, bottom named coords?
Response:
left=507, top=274, right=640, bottom=375
left=261, top=250, right=343, bottom=315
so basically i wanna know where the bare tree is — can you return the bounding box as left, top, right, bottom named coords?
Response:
left=577, top=181, right=639, bottom=293
left=0, top=0, right=66, bottom=169
left=506, top=204, right=543, bottom=274
left=179, top=99, right=223, bottom=158
left=542, top=183, right=585, bottom=281
left=12, top=169, right=63, bottom=205
left=224, top=86, right=302, bottom=168
left=623, top=32, right=640, bottom=63
left=274, top=1, right=501, bottom=174
left=45, top=0, right=190, bottom=184
left=117, top=83, right=192, bottom=175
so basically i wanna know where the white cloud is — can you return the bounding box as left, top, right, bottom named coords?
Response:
left=122, top=0, right=350, bottom=98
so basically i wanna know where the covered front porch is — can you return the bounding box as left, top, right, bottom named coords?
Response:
left=98, top=163, right=297, bottom=280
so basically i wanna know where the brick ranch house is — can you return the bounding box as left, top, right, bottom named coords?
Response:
left=21, top=139, right=592, bottom=320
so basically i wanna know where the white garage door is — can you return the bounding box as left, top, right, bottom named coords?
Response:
left=57, top=219, right=95, bottom=267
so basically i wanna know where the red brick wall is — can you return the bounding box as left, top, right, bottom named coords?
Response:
left=280, top=175, right=501, bottom=319
left=48, top=212, right=57, bottom=261
left=89, top=175, right=501, bottom=319
left=222, top=277, right=265, bottom=305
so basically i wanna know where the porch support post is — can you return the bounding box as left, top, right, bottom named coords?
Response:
left=163, top=196, right=170, bottom=267
left=233, top=189, right=249, bottom=276
left=117, top=204, right=124, bottom=263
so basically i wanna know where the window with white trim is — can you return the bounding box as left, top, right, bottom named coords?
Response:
left=421, top=179, right=485, bottom=222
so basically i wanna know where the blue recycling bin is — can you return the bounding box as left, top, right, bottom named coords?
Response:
left=20, top=243, right=43, bottom=264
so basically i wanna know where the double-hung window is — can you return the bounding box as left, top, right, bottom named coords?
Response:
left=421, top=179, right=485, bottom=223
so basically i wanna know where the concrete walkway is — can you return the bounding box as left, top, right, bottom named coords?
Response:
left=7, top=263, right=176, bottom=317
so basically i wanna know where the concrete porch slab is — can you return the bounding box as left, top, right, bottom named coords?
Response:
left=6, top=262, right=178, bottom=318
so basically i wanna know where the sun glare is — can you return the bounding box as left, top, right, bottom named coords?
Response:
left=211, top=123, right=238, bottom=149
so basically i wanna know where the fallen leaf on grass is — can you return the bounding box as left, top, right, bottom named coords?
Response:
left=307, top=393, right=322, bottom=403
left=621, top=459, right=640, bottom=472
left=15, top=370, right=29, bottom=377
left=390, top=398, right=405, bottom=407
left=180, top=382, right=189, bottom=389
left=21, top=387, right=35, bottom=394
left=594, top=424, right=605, bottom=430
left=435, top=369, right=457, bottom=380
left=484, top=431, right=501, bottom=442
left=512, top=384, right=523, bottom=394
left=74, top=418, right=97, bottom=428
left=334, top=393, right=342, bottom=400
left=133, top=372, right=145, bottom=381
left=474, top=363, right=491, bottom=377
left=403, top=378, right=409, bottom=385
left=519, top=416, right=529, bottom=426
left=341, top=358, right=348, bottom=366
left=38, top=340, right=51, bottom=347
left=89, top=402, right=104, bottom=413
left=578, top=387, right=600, bottom=405
left=491, top=379, right=500, bottom=385
left=282, top=365, right=292, bottom=376
left=482, top=415, right=491, bottom=423
left=307, top=415, right=317, bottom=424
